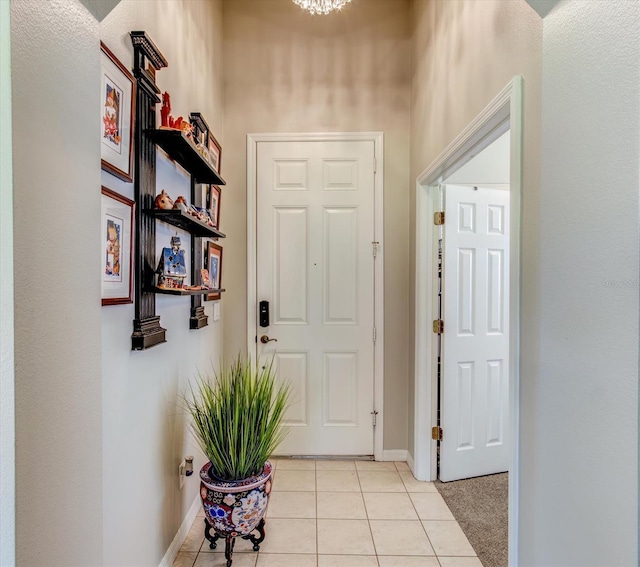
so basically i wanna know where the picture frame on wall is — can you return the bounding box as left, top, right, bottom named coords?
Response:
left=100, top=41, right=136, bottom=182
left=204, top=241, right=223, bottom=301
left=208, top=132, right=222, bottom=174
left=101, top=186, right=135, bottom=306
left=206, top=185, right=222, bottom=229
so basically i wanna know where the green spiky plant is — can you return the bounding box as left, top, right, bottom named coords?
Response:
left=185, top=355, right=290, bottom=481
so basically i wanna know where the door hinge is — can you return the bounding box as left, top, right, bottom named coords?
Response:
left=432, top=319, right=444, bottom=334
left=434, top=212, right=445, bottom=225
left=432, top=426, right=443, bottom=441
left=373, top=157, right=377, bottom=173
left=373, top=326, right=377, bottom=343
left=371, top=410, right=379, bottom=426
left=372, top=241, right=379, bottom=258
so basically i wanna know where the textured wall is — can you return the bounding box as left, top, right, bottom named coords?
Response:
left=409, top=0, right=543, bottom=477
left=100, top=1, right=225, bottom=564
left=11, top=0, right=103, bottom=564
left=223, top=0, right=412, bottom=450
left=521, top=1, right=639, bottom=564
left=1, top=0, right=15, bottom=564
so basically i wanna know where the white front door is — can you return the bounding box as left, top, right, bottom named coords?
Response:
left=256, top=139, right=376, bottom=455
left=440, top=184, right=510, bottom=482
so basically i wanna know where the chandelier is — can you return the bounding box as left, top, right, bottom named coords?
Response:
left=292, top=0, right=352, bottom=16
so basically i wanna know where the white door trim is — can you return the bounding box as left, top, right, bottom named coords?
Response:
left=247, top=132, right=385, bottom=461
left=413, top=77, right=522, bottom=566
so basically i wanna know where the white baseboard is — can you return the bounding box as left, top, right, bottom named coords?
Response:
left=158, top=495, right=202, bottom=567
left=407, top=451, right=415, bottom=474
left=381, top=449, right=408, bottom=462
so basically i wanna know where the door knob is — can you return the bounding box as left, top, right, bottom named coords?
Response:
left=260, top=335, right=278, bottom=344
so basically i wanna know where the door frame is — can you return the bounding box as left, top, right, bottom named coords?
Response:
left=246, top=132, right=385, bottom=460
left=413, top=77, right=522, bottom=565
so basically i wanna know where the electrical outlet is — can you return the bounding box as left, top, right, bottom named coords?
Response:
left=179, top=460, right=186, bottom=489
left=213, top=302, right=220, bottom=321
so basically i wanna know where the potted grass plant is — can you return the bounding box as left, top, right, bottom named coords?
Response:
left=185, top=355, right=289, bottom=566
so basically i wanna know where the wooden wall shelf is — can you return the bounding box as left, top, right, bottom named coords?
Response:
left=149, top=129, right=226, bottom=185
left=151, top=209, right=226, bottom=238
left=151, top=287, right=226, bottom=296
left=129, top=31, right=227, bottom=350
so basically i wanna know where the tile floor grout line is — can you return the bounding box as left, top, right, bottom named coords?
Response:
left=314, top=459, right=319, bottom=567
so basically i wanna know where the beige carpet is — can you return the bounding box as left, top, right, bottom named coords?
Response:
left=435, top=473, right=508, bottom=567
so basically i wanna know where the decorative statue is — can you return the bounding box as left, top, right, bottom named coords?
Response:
left=154, top=189, right=174, bottom=210
left=173, top=195, right=189, bottom=211
left=156, top=234, right=187, bottom=290
left=160, top=91, right=187, bottom=132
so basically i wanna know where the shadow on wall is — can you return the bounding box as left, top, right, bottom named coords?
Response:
left=411, top=0, right=533, bottom=157
left=159, top=0, right=223, bottom=121
left=225, top=0, right=411, bottom=130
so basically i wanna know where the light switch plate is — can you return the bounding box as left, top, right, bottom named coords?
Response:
left=213, top=302, right=220, bottom=321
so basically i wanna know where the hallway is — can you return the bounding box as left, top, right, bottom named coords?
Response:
left=173, top=460, right=482, bottom=567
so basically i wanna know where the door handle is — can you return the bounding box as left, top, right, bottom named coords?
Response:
left=260, top=335, right=278, bottom=344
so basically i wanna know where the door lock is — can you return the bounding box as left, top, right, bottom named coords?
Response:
left=260, top=335, right=278, bottom=344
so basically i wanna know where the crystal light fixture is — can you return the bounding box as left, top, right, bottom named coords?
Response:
left=292, top=0, right=352, bottom=16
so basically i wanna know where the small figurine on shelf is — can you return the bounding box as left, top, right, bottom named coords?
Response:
left=201, top=269, right=212, bottom=289
left=180, top=121, right=194, bottom=138
left=156, top=234, right=187, bottom=290
left=173, top=195, right=189, bottom=211
left=155, top=189, right=174, bottom=210
left=196, top=141, right=211, bottom=162
left=187, top=204, right=211, bottom=225
left=160, top=92, right=182, bottom=129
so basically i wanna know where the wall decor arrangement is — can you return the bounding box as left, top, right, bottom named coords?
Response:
left=100, top=41, right=136, bottom=182
left=208, top=132, right=222, bottom=174
left=128, top=31, right=226, bottom=350
left=101, top=186, right=135, bottom=305
left=204, top=241, right=223, bottom=301
left=207, top=185, right=221, bottom=229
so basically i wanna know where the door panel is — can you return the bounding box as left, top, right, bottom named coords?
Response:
left=440, top=184, right=510, bottom=481
left=256, top=140, right=375, bottom=455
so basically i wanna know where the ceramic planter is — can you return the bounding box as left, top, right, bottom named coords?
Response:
left=199, top=461, right=273, bottom=566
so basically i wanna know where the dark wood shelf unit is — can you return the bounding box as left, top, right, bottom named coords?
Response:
left=149, top=129, right=226, bottom=185
left=129, top=31, right=227, bottom=350
left=150, top=209, right=226, bottom=238
left=151, top=287, right=226, bottom=296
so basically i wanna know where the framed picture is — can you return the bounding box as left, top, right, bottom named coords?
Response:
left=208, top=132, right=222, bottom=174
left=100, top=41, right=136, bottom=182
left=101, top=186, right=135, bottom=305
left=204, top=241, right=223, bottom=301
left=207, top=185, right=222, bottom=229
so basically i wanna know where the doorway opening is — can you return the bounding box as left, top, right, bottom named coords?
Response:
left=413, top=77, right=522, bottom=565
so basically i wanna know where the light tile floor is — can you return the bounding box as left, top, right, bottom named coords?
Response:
left=173, top=460, right=483, bottom=567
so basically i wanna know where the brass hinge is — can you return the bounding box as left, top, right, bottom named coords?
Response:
left=433, top=319, right=444, bottom=334
left=434, top=212, right=445, bottom=225
left=371, top=410, right=379, bottom=426
left=432, top=426, right=443, bottom=441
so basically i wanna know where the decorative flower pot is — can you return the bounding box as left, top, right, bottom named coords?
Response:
left=199, top=461, right=273, bottom=566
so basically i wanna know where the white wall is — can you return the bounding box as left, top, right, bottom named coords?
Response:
left=11, top=0, right=103, bottom=564
left=519, top=1, right=639, bottom=564
left=100, top=1, right=224, bottom=564
left=409, top=0, right=543, bottom=477
left=0, top=0, right=15, bottom=564
left=223, top=0, right=412, bottom=450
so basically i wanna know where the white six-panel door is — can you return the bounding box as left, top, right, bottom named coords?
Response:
left=256, top=140, right=376, bottom=455
left=440, top=184, right=510, bottom=482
